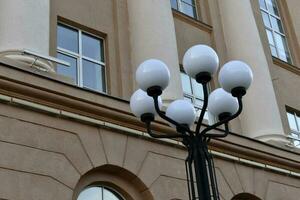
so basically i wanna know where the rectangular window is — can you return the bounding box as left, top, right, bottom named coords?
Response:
left=171, top=0, right=197, bottom=19
left=286, top=110, right=300, bottom=147
left=259, top=0, right=292, bottom=64
left=180, top=72, right=212, bottom=121
left=56, top=23, right=106, bottom=93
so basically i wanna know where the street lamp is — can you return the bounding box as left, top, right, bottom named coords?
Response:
left=130, top=44, right=253, bottom=200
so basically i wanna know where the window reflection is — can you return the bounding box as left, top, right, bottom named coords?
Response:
left=57, top=53, right=77, bottom=83
left=57, top=24, right=79, bottom=53
left=77, top=186, right=124, bottom=200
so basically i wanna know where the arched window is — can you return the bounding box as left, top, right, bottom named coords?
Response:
left=232, top=193, right=262, bottom=200
left=77, top=185, right=124, bottom=200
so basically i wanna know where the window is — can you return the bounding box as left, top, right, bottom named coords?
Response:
left=57, top=23, right=106, bottom=93
left=259, top=0, right=292, bottom=63
left=180, top=72, right=210, bottom=120
left=286, top=110, right=300, bottom=147
left=77, top=186, right=124, bottom=200
left=171, top=0, right=197, bottom=18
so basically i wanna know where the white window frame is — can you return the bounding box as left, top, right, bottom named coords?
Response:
left=172, top=0, right=198, bottom=19
left=57, top=22, right=107, bottom=93
left=259, top=0, right=292, bottom=64
left=287, top=110, right=300, bottom=147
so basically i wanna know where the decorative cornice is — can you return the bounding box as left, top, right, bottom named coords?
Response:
left=172, top=9, right=213, bottom=33
left=273, top=57, right=300, bottom=76
left=0, top=59, right=299, bottom=174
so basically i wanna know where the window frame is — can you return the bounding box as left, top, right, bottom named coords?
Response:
left=259, top=0, right=292, bottom=64
left=57, top=22, right=107, bottom=93
left=286, top=109, right=300, bottom=147
left=171, top=0, right=198, bottom=19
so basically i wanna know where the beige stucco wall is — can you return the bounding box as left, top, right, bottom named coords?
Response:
left=285, top=0, right=300, bottom=50
left=50, top=0, right=133, bottom=99
left=0, top=100, right=299, bottom=200
left=0, top=0, right=50, bottom=55
left=271, top=64, right=300, bottom=139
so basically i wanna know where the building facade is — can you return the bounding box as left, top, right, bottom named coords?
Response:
left=0, top=0, right=299, bottom=199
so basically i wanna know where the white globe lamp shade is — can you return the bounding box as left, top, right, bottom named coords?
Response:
left=166, top=99, right=196, bottom=127
left=218, top=60, right=253, bottom=96
left=136, top=59, right=170, bottom=93
left=208, top=88, right=238, bottom=119
left=183, top=45, right=219, bottom=80
left=130, top=89, right=162, bottom=118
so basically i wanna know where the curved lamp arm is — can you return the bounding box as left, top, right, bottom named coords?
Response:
left=204, top=122, right=229, bottom=138
left=201, top=96, right=243, bottom=136
left=195, top=83, right=209, bottom=135
left=153, top=96, right=194, bottom=135
left=145, top=121, right=187, bottom=139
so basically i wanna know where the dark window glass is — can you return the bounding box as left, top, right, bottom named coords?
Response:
left=261, top=11, right=271, bottom=28
left=274, top=33, right=290, bottom=62
left=57, top=53, right=77, bottom=83
left=171, top=0, right=178, bottom=9
left=270, top=16, right=284, bottom=33
left=259, top=0, right=267, bottom=10
left=181, top=73, right=192, bottom=94
left=57, top=24, right=79, bottom=53
left=181, top=2, right=196, bottom=18
left=82, top=33, right=104, bottom=62
left=266, top=0, right=279, bottom=16
left=192, top=79, right=204, bottom=99
left=82, top=60, right=106, bottom=92
left=182, top=0, right=195, bottom=5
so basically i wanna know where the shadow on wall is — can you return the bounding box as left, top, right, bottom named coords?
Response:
left=232, top=193, right=262, bottom=200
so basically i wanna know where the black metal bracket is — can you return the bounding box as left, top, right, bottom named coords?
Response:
left=142, top=77, right=245, bottom=200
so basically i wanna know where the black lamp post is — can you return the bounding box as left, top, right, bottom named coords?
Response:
left=130, top=44, right=253, bottom=200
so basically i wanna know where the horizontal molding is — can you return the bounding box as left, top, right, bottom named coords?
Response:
left=273, top=57, right=300, bottom=76
left=172, top=9, right=213, bottom=33
left=1, top=93, right=299, bottom=178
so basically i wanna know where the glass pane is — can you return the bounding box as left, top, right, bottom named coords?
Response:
left=296, top=115, right=300, bottom=131
left=182, top=0, right=195, bottom=6
left=270, top=16, right=284, bottom=33
left=195, top=108, right=209, bottom=120
left=103, top=188, right=121, bottom=200
left=266, top=29, right=275, bottom=45
left=77, top=187, right=102, bottom=200
left=270, top=45, right=278, bottom=57
left=57, top=24, right=79, bottom=53
left=82, top=60, right=106, bottom=92
left=191, top=79, right=204, bottom=99
left=181, top=2, right=196, bottom=18
left=259, top=0, right=267, bottom=10
left=82, top=33, right=103, bottom=62
left=194, top=98, right=204, bottom=107
left=265, top=0, right=279, bottom=16
left=287, top=112, right=297, bottom=131
left=274, top=33, right=290, bottom=62
left=184, top=96, right=193, bottom=103
left=181, top=73, right=192, bottom=95
left=171, top=0, right=178, bottom=9
left=57, top=53, right=77, bottom=83
left=261, top=11, right=271, bottom=28
left=266, top=29, right=275, bottom=46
